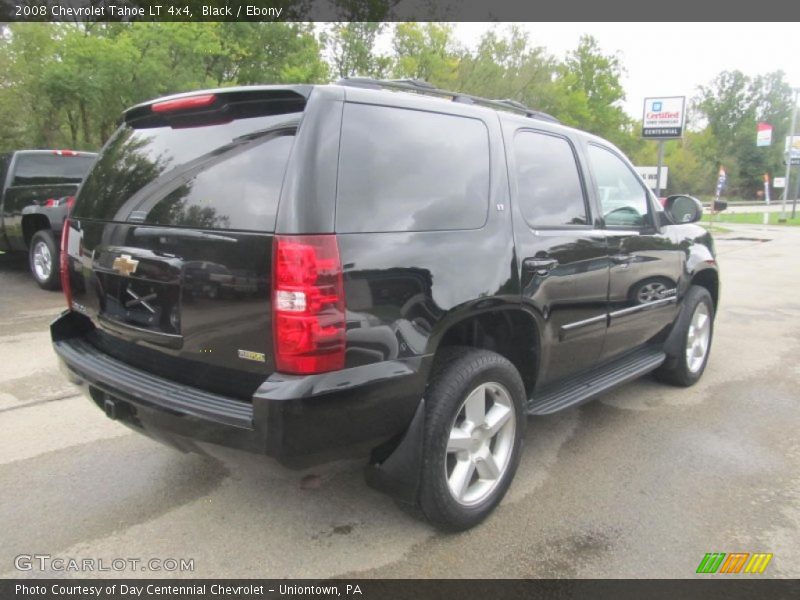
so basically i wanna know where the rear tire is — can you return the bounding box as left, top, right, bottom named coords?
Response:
left=655, top=285, right=714, bottom=387
left=29, top=230, right=61, bottom=290
left=418, top=347, right=525, bottom=531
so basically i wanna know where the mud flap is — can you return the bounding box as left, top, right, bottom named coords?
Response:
left=364, top=398, right=425, bottom=505
left=662, top=299, right=690, bottom=365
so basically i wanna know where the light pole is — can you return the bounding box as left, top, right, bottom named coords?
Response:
left=780, top=87, right=799, bottom=221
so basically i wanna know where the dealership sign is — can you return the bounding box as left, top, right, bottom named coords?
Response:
left=642, top=97, right=686, bottom=139
left=635, top=166, right=668, bottom=190
left=785, top=136, right=800, bottom=165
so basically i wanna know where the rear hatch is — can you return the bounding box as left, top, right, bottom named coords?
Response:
left=66, top=88, right=307, bottom=399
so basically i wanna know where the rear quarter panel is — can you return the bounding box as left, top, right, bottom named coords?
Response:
left=331, top=101, right=519, bottom=376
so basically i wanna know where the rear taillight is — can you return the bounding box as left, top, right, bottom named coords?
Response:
left=60, top=219, right=72, bottom=309
left=272, top=235, right=345, bottom=375
left=44, top=196, right=73, bottom=208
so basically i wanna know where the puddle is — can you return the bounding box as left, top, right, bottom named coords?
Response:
left=718, top=237, right=772, bottom=242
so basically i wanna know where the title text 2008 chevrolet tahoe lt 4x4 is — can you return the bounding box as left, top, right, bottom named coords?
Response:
left=51, top=79, right=718, bottom=530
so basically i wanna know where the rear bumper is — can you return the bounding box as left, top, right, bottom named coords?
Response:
left=51, top=311, right=428, bottom=465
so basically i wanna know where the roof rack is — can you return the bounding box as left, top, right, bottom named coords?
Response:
left=336, top=77, right=560, bottom=124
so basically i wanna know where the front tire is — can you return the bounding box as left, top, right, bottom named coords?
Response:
left=419, top=347, right=525, bottom=531
left=29, top=230, right=61, bottom=290
left=655, top=285, right=714, bottom=386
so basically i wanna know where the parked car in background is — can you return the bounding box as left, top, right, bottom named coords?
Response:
left=51, top=80, right=718, bottom=530
left=0, top=150, right=97, bottom=288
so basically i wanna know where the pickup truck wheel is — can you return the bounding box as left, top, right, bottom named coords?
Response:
left=655, top=285, right=714, bottom=387
left=419, top=347, right=525, bottom=531
left=29, top=230, right=61, bottom=290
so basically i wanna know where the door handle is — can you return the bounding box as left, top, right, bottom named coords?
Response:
left=523, top=257, right=559, bottom=274
left=610, top=253, right=632, bottom=265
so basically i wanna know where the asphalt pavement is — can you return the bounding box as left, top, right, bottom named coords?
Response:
left=1, top=223, right=798, bottom=578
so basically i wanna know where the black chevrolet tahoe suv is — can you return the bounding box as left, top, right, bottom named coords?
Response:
left=51, top=79, right=718, bottom=530
left=0, top=150, right=97, bottom=288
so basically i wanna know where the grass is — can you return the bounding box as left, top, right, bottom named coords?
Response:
left=702, top=212, right=800, bottom=226
left=698, top=195, right=752, bottom=204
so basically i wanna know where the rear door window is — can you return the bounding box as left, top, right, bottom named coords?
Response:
left=512, top=131, right=588, bottom=228
left=72, top=114, right=298, bottom=232
left=336, top=103, right=490, bottom=233
left=11, top=154, right=95, bottom=186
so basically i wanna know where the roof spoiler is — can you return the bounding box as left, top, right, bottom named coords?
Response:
left=123, top=86, right=313, bottom=127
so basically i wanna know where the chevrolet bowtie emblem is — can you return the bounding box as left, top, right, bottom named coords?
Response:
left=112, top=254, right=139, bottom=276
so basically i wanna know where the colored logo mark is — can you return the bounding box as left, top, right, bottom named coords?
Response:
left=696, top=552, right=773, bottom=574
left=652, top=101, right=662, bottom=111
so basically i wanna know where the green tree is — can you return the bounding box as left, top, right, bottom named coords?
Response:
left=695, top=69, right=793, bottom=196
left=0, top=24, right=62, bottom=148
left=555, top=35, right=632, bottom=151
left=324, top=22, right=390, bottom=79
left=455, top=26, right=559, bottom=112
left=0, top=22, right=329, bottom=151
left=392, top=23, right=459, bottom=87
left=211, top=23, right=328, bottom=85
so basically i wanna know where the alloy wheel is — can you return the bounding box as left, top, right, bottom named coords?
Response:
left=32, top=240, right=53, bottom=282
left=445, top=382, right=516, bottom=506
left=685, top=303, right=711, bottom=373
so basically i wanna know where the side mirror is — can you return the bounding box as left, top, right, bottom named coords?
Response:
left=664, top=195, right=703, bottom=224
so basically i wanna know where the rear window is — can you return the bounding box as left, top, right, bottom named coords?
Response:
left=72, top=114, right=299, bottom=232
left=336, top=103, right=490, bottom=233
left=11, top=153, right=95, bottom=186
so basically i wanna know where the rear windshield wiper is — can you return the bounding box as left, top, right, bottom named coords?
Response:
left=231, top=122, right=298, bottom=144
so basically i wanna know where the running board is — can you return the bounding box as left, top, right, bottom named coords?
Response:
left=526, top=348, right=666, bottom=415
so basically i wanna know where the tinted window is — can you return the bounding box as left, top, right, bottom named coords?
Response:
left=513, top=131, right=587, bottom=227
left=336, top=103, right=490, bottom=233
left=587, top=145, right=650, bottom=228
left=11, top=154, right=95, bottom=186
left=73, top=114, right=298, bottom=231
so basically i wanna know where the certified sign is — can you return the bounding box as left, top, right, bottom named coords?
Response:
left=642, top=97, right=686, bottom=139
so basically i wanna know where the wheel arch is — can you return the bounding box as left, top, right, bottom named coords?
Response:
left=22, top=213, right=52, bottom=247
left=689, top=266, right=719, bottom=312
left=663, top=268, right=718, bottom=360
left=429, top=305, right=541, bottom=396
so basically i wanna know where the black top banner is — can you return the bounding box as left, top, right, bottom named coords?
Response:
left=2, top=0, right=800, bottom=22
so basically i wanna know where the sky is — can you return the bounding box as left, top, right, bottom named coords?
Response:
left=413, top=23, right=800, bottom=118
